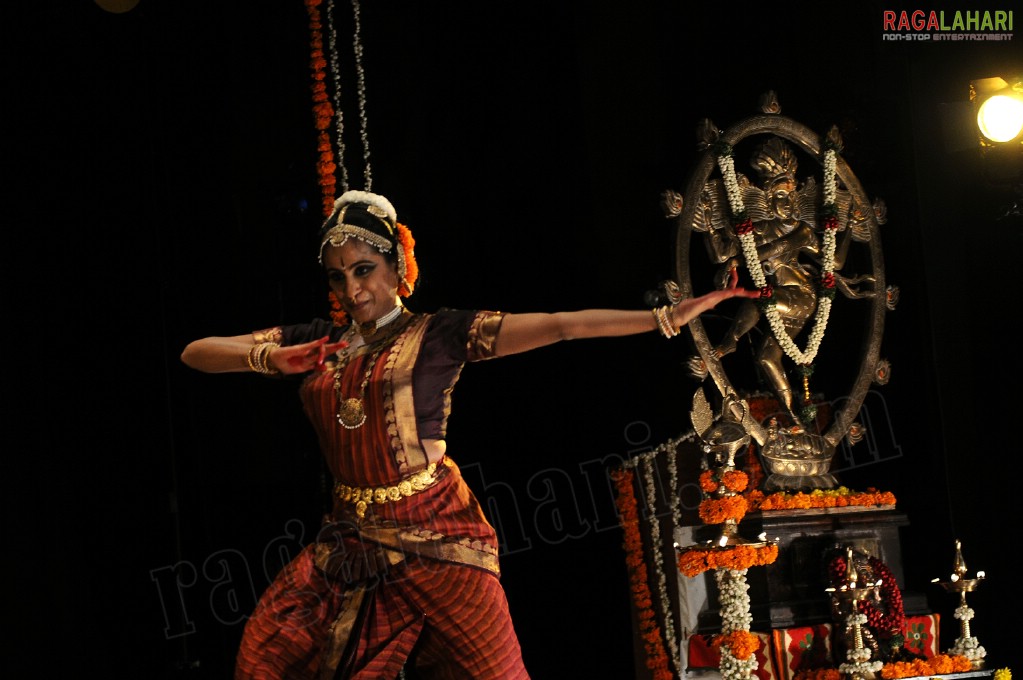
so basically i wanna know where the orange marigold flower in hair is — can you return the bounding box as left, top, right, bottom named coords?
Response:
left=396, top=222, right=418, bottom=296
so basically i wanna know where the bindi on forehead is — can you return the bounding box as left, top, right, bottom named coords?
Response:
left=338, top=257, right=376, bottom=272
left=326, top=240, right=382, bottom=268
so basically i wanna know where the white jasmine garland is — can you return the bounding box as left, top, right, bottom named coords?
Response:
left=716, top=568, right=753, bottom=632
left=666, top=442, right=681, bottom=528
left=839, top=659, right=884, bottom=674
left=950, top=636, right=987, bottom=660
left=954, top=604, right=975, bottom=621
left=720, top=646, right=758, bottom=680
left=714, top=568, right=757, bottom=680
left=720, top=154, right=745, bottom=216
left=623, top=431, right=767, bottom=680
left=715, top=146, right=839, bottom=366
left=624, top=432, right=693, bottom=532
left=823, top=150, right=837, bottom=205
left=621, top=431, right=695, bottom=678
left=835, top=609, right=882, bottom=672
left=640, top=455, right=681, bottom=678
left=845, top=612, right=868, bottom=627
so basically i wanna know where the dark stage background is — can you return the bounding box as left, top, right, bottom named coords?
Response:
left=7, top=1, right=1021, bottom=677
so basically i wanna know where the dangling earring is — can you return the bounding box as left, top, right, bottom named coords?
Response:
left=328, top=291, right=349, bottom=327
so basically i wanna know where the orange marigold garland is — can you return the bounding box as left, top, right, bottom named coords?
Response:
left=750, top=487, right=896, bottom=512
left=611, top=468, right=674, bottom=680
left=699, top=494, right=748, bottom=524
left=880, top=653, right=972, bottom=679
left=677, top=543, right=779, bottom=578
left=305, top=0, right=337, bottom=217
left=700, top=469, right=749, bottom=494
left=711, top=630, right=761, bottom=661
left=680, top=442, right=778, bottom=680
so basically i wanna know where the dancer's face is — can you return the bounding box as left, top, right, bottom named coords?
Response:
left=323, top=239, right=400, bottom=325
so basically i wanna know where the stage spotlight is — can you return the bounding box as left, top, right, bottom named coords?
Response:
left=970, top=76, right=1023, bottom=146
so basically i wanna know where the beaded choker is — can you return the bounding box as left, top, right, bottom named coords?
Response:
left=355, top=304, right=403, bottom=341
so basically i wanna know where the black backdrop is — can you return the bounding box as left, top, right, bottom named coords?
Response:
left=7, top=0, right=1021, bottom=677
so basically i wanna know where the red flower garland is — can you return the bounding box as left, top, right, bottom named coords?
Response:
left=828, top=553, right=905, bottom=637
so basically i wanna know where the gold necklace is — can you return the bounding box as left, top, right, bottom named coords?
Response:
left=333, top=307, right=408, bottom=429
left=334, top=334, right=379, bottom=429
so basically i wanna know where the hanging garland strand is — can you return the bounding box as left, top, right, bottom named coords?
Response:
left=308, top=0, right=373, bottom=208
left=621, top=432, right=695, bottom=678
left=324, top=0, right=373, bottom=191
left=323, top=0, right=349, bottom=193
left=611, top=466, right=675, bottom=680
left=640, top=455, right=682, bottom=678
left=305, top=0, right=338, bottom=216
left=349, top=0, right=372, bottom=189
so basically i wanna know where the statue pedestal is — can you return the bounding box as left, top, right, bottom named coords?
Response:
left=694, top=506, right=929, bottom=630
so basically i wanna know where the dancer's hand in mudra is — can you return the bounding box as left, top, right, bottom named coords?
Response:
left=278, top=336, right=349, bottom=374
left=669, top=268, right=760, bottom=329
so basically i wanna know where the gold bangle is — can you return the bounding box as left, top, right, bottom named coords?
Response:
left=653, top=305, right=679, bottom=339
left=246, top=343, right=261, bottom=372
left=261, top=342, right=281, bottom=375
left=652, top=306, right=667, bottom=337
left=651, top=307, right=666, bottom=336
left=665, top=306, right=681, bottom=337
left=248, top=342, right=281, bottom=375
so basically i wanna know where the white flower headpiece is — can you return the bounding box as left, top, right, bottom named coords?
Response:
left=334, top=190, right=397, bottom=223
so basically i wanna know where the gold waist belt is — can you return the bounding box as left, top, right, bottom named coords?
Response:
left=335, top=461, right=443, bottom=519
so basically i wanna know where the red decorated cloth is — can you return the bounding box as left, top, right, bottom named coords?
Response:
left=688, top=631, right=778, bottom=680
left=902, top=613, right=939, bottom=658
left=771, top=624, right=833, bottom=680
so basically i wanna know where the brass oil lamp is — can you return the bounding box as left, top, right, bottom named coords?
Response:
left=932, top=539, right=987, bottom=667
